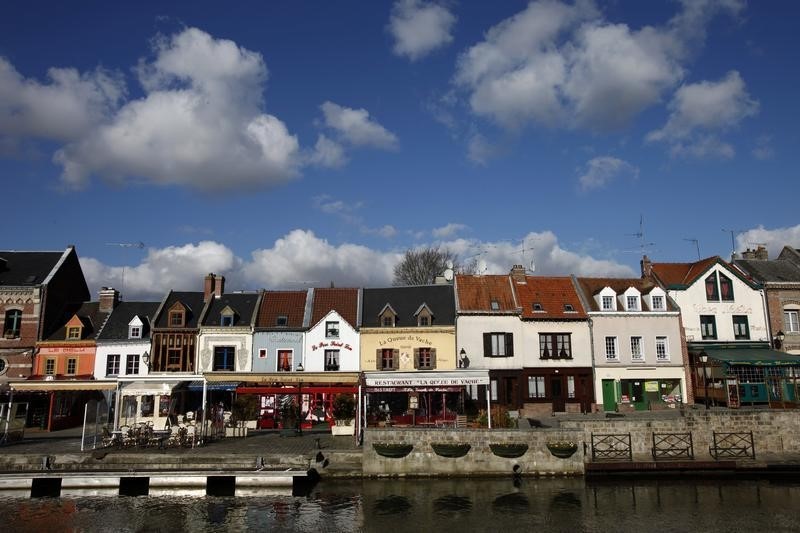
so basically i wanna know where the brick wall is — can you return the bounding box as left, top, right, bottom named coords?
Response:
left=766, top=287, right=800, bottom=352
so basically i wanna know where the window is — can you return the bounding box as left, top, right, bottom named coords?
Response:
left=415, top=347, right=435, bottom=370
left=382, top=316, right=394, bottom=327
left=379, top=348, right=398, bottom=370
left=700, top=315, right=717, bottom=340
left=705, top=273, right=719, bottom=301
left=528, top=376, right=545, bottom=398
left=490, top=379, right=498, bottom=401
left=221, top=313, right=234, bottom=326
left=276, top=315, right=288, bottom=327
left=567, top=376, right=576, bottom=399
left=630, top=337, right=643, bottom=361
left=732, top=315, right=750, bottom=340
left=324, top=349, right=340, bottom=371
left=107, top=354, right=120, bottom=376
left=3, top=309, right=22, bottom=338
left=258, top=349, right=267, bottom=359
left=419, top=316, right=429, bottom=326
left=533, top=303, right=543, bottom=311
left=564, top=304, right=575, bottom=312
left=605, top=336, right=618, bottom=361
left=66, top=358, right=77, bottom=375
left=45, top=359, right=56, bottom=375
left=656, top=336, right=669, bottom=361
left=325, top=321, right=339, bottom=338
left=539, top=333, right=572, bottom=359
left=651, top=295, right=665, bottom=310
left=719, top=273, right=734, bottom=301
left=169, top=311, right=184, bottom=327
left=484, top=333, right=513, bottom=357
left=67, top=327, right=81, bottom=340
left=277, top=350, right=293, bottom=372
left=213, top=346, right=235, bottom=371
left=490, top=300, right=500, bottom=310
left=0, top=357, right=6, bottom=375
left=129, top=326, right=141, bottom=339
left=126, top=354, right=139, bottom=375
left=785, top=310, right=800, bottom=333
left=602, top=295, right=614, bottom=311
left=626, top=296, right=639, bottom=311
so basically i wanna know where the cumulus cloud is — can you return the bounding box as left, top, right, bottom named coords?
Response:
left=432, top=223, right=467, bottom=238
left=452, top=0, right=742, bottom=132
left=53, top=28, right=300, bottom=190
left=319, top=101, right=399, bottom=150
left=308, top=134, right=348, bottom=168
left=388, top=0, right=456, bottom=61
left=736, top=225, right=800, bottom=259
left=81, top=229, right=635, bottom=299
left=578, top=156, right=639, bottom=191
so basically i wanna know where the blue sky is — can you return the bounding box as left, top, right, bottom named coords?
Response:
left=2, top=1, right=798, bottom=299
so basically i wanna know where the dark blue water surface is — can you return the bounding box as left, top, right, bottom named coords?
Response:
left=2, top=477, right=800, bottom=532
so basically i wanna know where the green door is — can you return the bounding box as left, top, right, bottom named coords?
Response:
left=602, top=380, right=617, bottom=411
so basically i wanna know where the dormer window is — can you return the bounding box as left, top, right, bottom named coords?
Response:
left=533, top=303, right=544, bottom=312
left=129, top=326, right=141, bottom=339
left=415, top=304, right=433, bottom=327
left=651, top=295, right=665, bottom=310
left=276, top=315, right=288, bottom=327
left=626, top=295, right=639, bottom=311
left=601, top=295, right=615, bottom=311
left=67, top=326, right=81, bottom=340
left=379, top=304, right=397, bottom=327
left=490, top=300, right=500, bottom=310
left=564, top=304, right=575, bottom=312
left=719, top=273, right=734, bottom=301
left=705, top=273, right=720, bottom=301
left=419, top=316, right=429, bottom=326
left=169, top=311, right=184, bottom=327
left=382, top=316, right=394, bottom=327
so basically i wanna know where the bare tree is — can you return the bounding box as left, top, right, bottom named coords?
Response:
left=393, top=246, right=464, bottom=285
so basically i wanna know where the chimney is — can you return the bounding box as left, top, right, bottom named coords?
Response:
left=99, top=287, right=120, bottom=313
left=755, top=246, right=768, bottom=260
left=510, top=264, right=526, bottom=283
left=640, top=255, right=652, bottom=278
left=204, top=273, right=216, bottom=301
left=214, top=274, right=225, bottom=298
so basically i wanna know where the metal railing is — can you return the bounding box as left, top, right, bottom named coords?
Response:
left=591, top=433, right=632, bottom=461
left=709, top=431, right=755, bottom=459
left=652, top=432, right=694, bottom=460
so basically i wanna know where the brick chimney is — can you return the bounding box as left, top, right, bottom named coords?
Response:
left=755, top=246, right=768, bottom=260
left=203, top=273, right=216, bottom=301
left=510, top=264, right=526, bottom=283
left=214, top=274, right=225, bottom=298
left=640, top=255, right=653, bottom=277
left=99, top=287, right=120, bottom=313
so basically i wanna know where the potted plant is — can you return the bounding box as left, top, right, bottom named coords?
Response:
left=280, top=401, right=298, bottom=436
left=331, top=394, right=356, bottom=436
left=226, top=395, right=258, bottom=437
left=546, top=440, right=579, bottom=458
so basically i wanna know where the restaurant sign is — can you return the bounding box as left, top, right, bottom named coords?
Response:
left=366, top=375, right=489, bottom=387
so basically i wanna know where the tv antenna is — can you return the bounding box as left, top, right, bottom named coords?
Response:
left=722, top=229, right=744, bottom=260
left=683, top=238, right=700, bottom=261
left=104, top=242, right=146, bottom=297
left=624, top=215, right=655, bottom=255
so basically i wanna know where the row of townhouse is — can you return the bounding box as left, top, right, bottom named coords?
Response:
left=4, top=245, right=800, bottom=432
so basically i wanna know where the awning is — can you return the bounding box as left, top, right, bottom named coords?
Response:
left=186, top=380, right=240, bottom=391
left=703, top=347, right=800, bottom=366
left=9, top=380, right=117, bottom=392
left=204, top=372, right=360, bottom=384
left=120, top=380, right=182, bottom=396
left=364, top=369, right=490, bottom=389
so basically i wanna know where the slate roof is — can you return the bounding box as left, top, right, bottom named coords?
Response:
left=513, top=276, right=587, bottom=320
left=203, top=292, right=261, bottom=327
left=455, top=275, right=518, bottom=313
left=735, top=259, right=800, bottom=283
left=0, top=250, right=66, bottom=286
left=44, top=302, right=110, bottom=341
left=256, top=290, right=308, bottom=329
left=650, top=256, right=760, bottom=290
left=362, top=285, right=455, bottom=327
left=153, top=291, right=207, bottom=329
left=97, top=302, right=160, bottom=341
left=310, top=288, right=359, bottom=328
left=575, top=277, right=677, bottom=312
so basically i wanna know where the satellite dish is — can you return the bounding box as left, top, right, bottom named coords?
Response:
left=444, top=268, right=454, bottom=282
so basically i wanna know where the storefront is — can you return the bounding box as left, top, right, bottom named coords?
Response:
left=9, top=380, right=116, bottom=431
left=116, top=379, right=185, bottom=429
left=362, top=370, right=491, bottom=428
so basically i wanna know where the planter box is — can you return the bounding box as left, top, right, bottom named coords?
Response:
left=331, top=422, right=355, bottom=436
left=373, top=443, right=413, bottom=458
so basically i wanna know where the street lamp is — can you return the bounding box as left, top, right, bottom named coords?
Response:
left=142, top=351, right=150, bottom=371
left=699, top=351, right=709, bottom=410
left=458, top=348, right=469, bottom=368
left=774, top=330, right=786, bottom=350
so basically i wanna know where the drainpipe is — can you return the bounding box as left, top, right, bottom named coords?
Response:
left=760, top=288, right=772, bottom=348
left=587, top=317, right=597, bottom=413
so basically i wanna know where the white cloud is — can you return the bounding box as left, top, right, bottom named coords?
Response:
left=389, top=0, right=456, bottom=61
left=669, top=135, right=734, bottom=159
left=319, top=101, right=399, bottom=150
left=81, top=229, right=634, bottom=299
left=308, top=134, right=348, bottom=168
left=312, top=194, right=395, bottom=238
left=453, top=0, right=742, bottom=132
left=467, top=132, right=498, bottom=164
left=578, top=156, right=639, bottom=191
left=432, top=223, right=468, bottom=238
left=752, top=134, right=775, bottom=160
left=54, top=28, right=301, bottom=190
left=736, top=225, right=800, bottom=259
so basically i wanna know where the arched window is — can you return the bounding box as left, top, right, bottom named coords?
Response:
left=3, top=309, right=22, bottom=339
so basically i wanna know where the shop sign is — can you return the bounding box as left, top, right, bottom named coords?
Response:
left=311, top=340, right=353, bottom=351
left=378, top=335, right=433, bottom=347
left=366, top=376, right=488, bottom=387
left=644, top=381, right=659, bottom=392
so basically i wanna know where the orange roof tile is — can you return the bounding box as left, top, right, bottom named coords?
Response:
left=514, top=276, right=587, bottom=319
left=256, top=291, right=307, bottom=328
left=311, top=288, right=359, bottom=328
left=455, top=275, right=517, bottom=312
left=650, top=256, right=720, bottom=287
left=575, top=277, right=674, bottom=312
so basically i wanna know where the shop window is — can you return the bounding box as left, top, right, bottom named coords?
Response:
left=324, top=349, right=340, bottom=371
left=484, top=332, right=513, bottom=357
left=122, top=396, right=138, bottom=419
left=732, top=315, right=750, bottom=340
left=277, top=350, right=293, bottom=372
left=141, top=395, right=154, bottom=417
left=415, top=347, right=436, bottom=370
left=656, top=336, right=669, bottom=361
left=3, top=309, right=22, bottom=338
left=528, top=376, right=545, bottom=398
left=0, top=357, right=6, bottom=375
left=107, top=354, right=120, bottom=376
left=66, top=358, right=77, bottom=375
left=213, top=346, right=235, bottom=371
left=539, top=333, right=571, bottom=359
left=326, top=321, right=340, bottom=338
left=630, top=336, right=643, bottom=361
left=45, top=358, right=56, bottom=375
left=700, top=315, right=717, bottom=340
left=126, top=354, right=139, bottom=375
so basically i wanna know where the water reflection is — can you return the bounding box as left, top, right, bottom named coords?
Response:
left=433, top=495, right=472, bottom=514
left=373, top=495, right=412, bottom=516
left=491, top=491, right=530, bottom=512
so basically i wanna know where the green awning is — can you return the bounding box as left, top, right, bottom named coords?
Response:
left=703, top=347, right=800, bottom=366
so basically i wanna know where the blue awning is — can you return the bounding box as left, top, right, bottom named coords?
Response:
left=185, top=380, right=241, bottom=391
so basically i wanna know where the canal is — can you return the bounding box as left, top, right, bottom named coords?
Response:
left=1, top=477, right=799, bottom=532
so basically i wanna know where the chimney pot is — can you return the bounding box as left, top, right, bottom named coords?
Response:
left=99, top=287, right=120, bottom=313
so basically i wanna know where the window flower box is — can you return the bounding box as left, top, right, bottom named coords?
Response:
left=373, top=442, right=413, bottom=458
left=546, top=441, right=578, bottom=458
left=431, top=442, right=471, bottom=458
left=489, top=443, right=529, bottom=458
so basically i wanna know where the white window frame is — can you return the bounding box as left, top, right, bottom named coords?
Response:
left=651, top=295, right=665, bottom=311
left=655, top=336, right=669, bottom=361
left=325, top=321, right=340, bottom=338
left=126, top=354, right=140, bottom=375
left=626, top=295, right=639, bottom=311
left=106, top=354, right=120, bottom=376
left=490, top=333, right=506, bottom=357
left=602, top=295, right=614, bottom=311
left=527, top=376, right=546, bottom=398
left=785, top=310, right=800, bottom=333
left=630, top=336, right=643, bottom=361
left=605, top=336, right=618, bottom=361
left=490, top=379, right=498, bottom=401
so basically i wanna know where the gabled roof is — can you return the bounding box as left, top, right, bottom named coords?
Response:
left=97, top=301, right=159, bottom=340
left=575, top=277, right=676, bottom=312
left=779, top=246, right=800, bottom=267
left=650, top=256, right=760, bottom=290
left=362, top=285, right=454, bottom=327
left=311, top=288, right=359, bottom=328
left=257, top=290, right=309, bottom=329
left=735, top=258, right=800, bottom=284
left=455, top=274, right=517, bottom=312
left=44, top=302, right=110, bottom=341
left=0, top=250, right=67, bottom=286
left=203, top=292, right=260, bottom=327
left=153, top=291, right=206, bottom=329
left=514, top=276, right=587, bottom=319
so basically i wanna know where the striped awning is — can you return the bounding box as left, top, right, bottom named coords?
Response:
left=9, top=380, right=117, bottom=392
left=186, top=380, right=240, bottom=391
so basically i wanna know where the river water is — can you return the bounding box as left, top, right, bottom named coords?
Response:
left=2, top=477, right=800, bottom=532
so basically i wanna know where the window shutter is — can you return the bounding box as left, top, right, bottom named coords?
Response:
left=483, top=333, right=491, bottom=357
left=392, top=349, right=400, bottom=370
left=505, top=333, right=514, bottom=357
left=376, top=349, right=382, bottom=370
left=413, top=348, right=420, bottom=369
left=430, top=348, right=437, bottom=369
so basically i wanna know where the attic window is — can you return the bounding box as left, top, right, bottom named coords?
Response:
left=419, top=316, right=429, bottom=326
left=564, top=304, right=575, bottom=312
left=169, top=311, right=184, bottom=327
left=67, top=326, right=81, bottom=340
left=490, top=300, right=500, bottom=311
left=221, top=313, right=234, bottom=327
left=129, top=326, right=141, bottom=339
left=276, top=315, right=288, bottom=327
left=533, top=303, right=544, bottom=312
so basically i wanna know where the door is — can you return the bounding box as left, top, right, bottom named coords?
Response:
left=631, top=381, right=646, bottom=410
left=602, top=379, right=617, bottom=412
left=551, top=377, right=565, bottom=412
left=504, top=377, right=518, bottom=408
